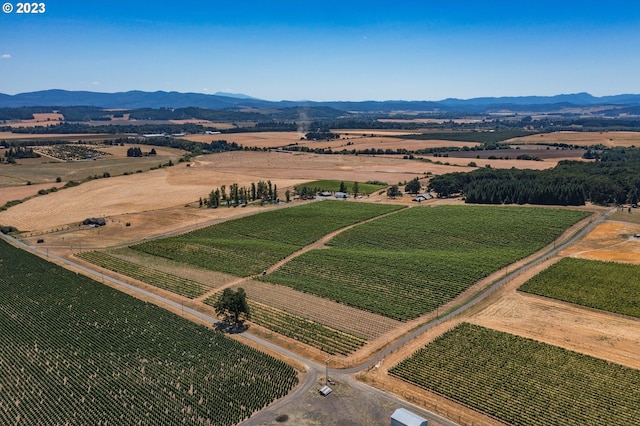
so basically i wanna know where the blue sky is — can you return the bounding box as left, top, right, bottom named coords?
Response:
left=1, top=1, right=639, bottom=101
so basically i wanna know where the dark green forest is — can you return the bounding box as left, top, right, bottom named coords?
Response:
left=428, top=147, right=640, bottom=206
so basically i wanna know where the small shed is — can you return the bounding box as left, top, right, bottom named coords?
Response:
left=318, top=385, right=332, bottom=396
left=390, top=408, right=428, bottom=426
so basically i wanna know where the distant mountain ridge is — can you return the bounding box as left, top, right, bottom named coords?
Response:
left=1, top=89, right=640, bottom=112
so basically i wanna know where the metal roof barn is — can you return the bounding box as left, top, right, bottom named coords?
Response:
left=390, top=408, right=428, bottom=426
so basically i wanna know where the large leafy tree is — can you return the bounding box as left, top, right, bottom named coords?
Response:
left=387, top=185, right=402, bottom=198
left=214, top=288, right=250, bottom=328
left=405, top=178, right=421, bottom=194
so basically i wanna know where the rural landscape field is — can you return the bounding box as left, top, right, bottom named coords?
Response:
left=3, top=99, right=640, bottom=424
left=3, top=3, right=640, bottom=422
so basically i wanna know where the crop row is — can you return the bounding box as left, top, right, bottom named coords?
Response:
left=519, top=257, right=640, bottom=318
left=389, top=323, right=640, bottom=426
left=131, top=200, right=403, bottom=276
left=0, top=239, right=298, bottom=425
left=76, top=251, right=211, bottom=298
left=262, top=206, right=590, bottom=320
left=328, top=205, right=589, bottom=253
left=236, top=280, right=400, bottom=340
left=205, top=293, right=365, bottom=355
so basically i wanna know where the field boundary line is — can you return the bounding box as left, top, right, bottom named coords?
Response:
left=265, top=205, right=410, bottom=275
left=195, top=204, right=409, bottom=301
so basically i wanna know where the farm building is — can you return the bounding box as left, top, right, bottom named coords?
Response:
left=334, top=192, right=349, bottom=199
left=318, top=385, right=332, bottom=396
left=319, top=191, right=332, bottom=197
left=390, top=408, right=428, bottom=426
left=82, top=217, right=106, bottom=227
left=413, top=193, right=433, bottom=202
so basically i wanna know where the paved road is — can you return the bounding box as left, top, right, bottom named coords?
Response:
left=1, top=207, right=612, bottom=426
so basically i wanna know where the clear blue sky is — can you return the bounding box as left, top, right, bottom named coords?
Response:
left=1, top=0, right=639, bottom=101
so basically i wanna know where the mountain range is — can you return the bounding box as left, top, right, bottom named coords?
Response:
left=2, top=89, right=640, bottom=113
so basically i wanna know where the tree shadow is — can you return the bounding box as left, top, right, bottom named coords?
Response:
left=214, top=321, right=248, bottom=334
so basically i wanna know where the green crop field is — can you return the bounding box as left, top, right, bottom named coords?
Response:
left=132, top=201, right=403, bottom=276
left=519, top=257, right=640, bottom=318
left=296, top=179, right=387, bottom=195
left=0, top=239, right=298, bottom=426
left=390, top=323, right=640, bottom=426
left=76, top=250, right=213, bottom=298
left=211, top=298, right=366, bottom=356
left=261, top=206, right=589, bottom=320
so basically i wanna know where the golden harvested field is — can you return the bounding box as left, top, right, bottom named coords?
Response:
left=0, top=132, right=113, bottom=140
left=510, top=131, right=640, bottom=147
left=0, top=182, right=60, bottom=205
left=0, top=164, right=294, bottom=233
left=2, top=142, right=589, bottom=237
left=182, top=131, right=303, bottom=147
left=0, top=145, right=185, bottom=186
left=0, top=150, right=455, bottom=233
left=3, top=113, right=64, bottom=128
left=297, top=135, right=481, bottom=151
left=336, top=129, right=422, bottom=136
left=378, top=118, right=484, bottom=124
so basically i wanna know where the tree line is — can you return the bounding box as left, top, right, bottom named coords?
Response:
left=1, top=146, right=39, bottom=163
left=428, top=147, right=640, bottom=206
left=201, top=180, right=289, bottom=208
left=2, top=122, right=207, bottom=135
left=110, top=137, right=241, bottom=156
left=126, top=147, right=156, bottom=157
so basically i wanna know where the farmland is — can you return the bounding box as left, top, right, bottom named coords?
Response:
left=2, top=122, right=639, bottom=425
left=509, top=130, right=640, bottom=147
left=238, top=301, right=365, bottom=356
left=519, top=257, right=640, bottom=318
left=261, top=206, right=590, bottom=320
left=76, top=250, right=215, bottom=298
left=132, top=201, right=403, bottom=276
left=389, top=323, right=640, bottom=426
left=217, top=280, right=401, bottom=341
left=0, top=238, right=298, bottom=426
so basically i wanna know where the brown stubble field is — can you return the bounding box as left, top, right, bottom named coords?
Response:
left=510, top=130, right=640, bottom=146
left=0, top=145, right=186, bottom=206
left=0, top=148, right=464, bottom=236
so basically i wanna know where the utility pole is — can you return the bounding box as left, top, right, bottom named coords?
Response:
left=325, top=359, right=330, bottom=385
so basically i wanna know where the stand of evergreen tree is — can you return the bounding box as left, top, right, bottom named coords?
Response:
left=428, top=147, right=640, bottom=206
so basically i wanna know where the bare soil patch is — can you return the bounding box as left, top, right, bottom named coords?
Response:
left=467, top=258, right=640, bottom=370
left=560, top=220, right=640, bottom=264
left=245, top=375, right=453, bottom=426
